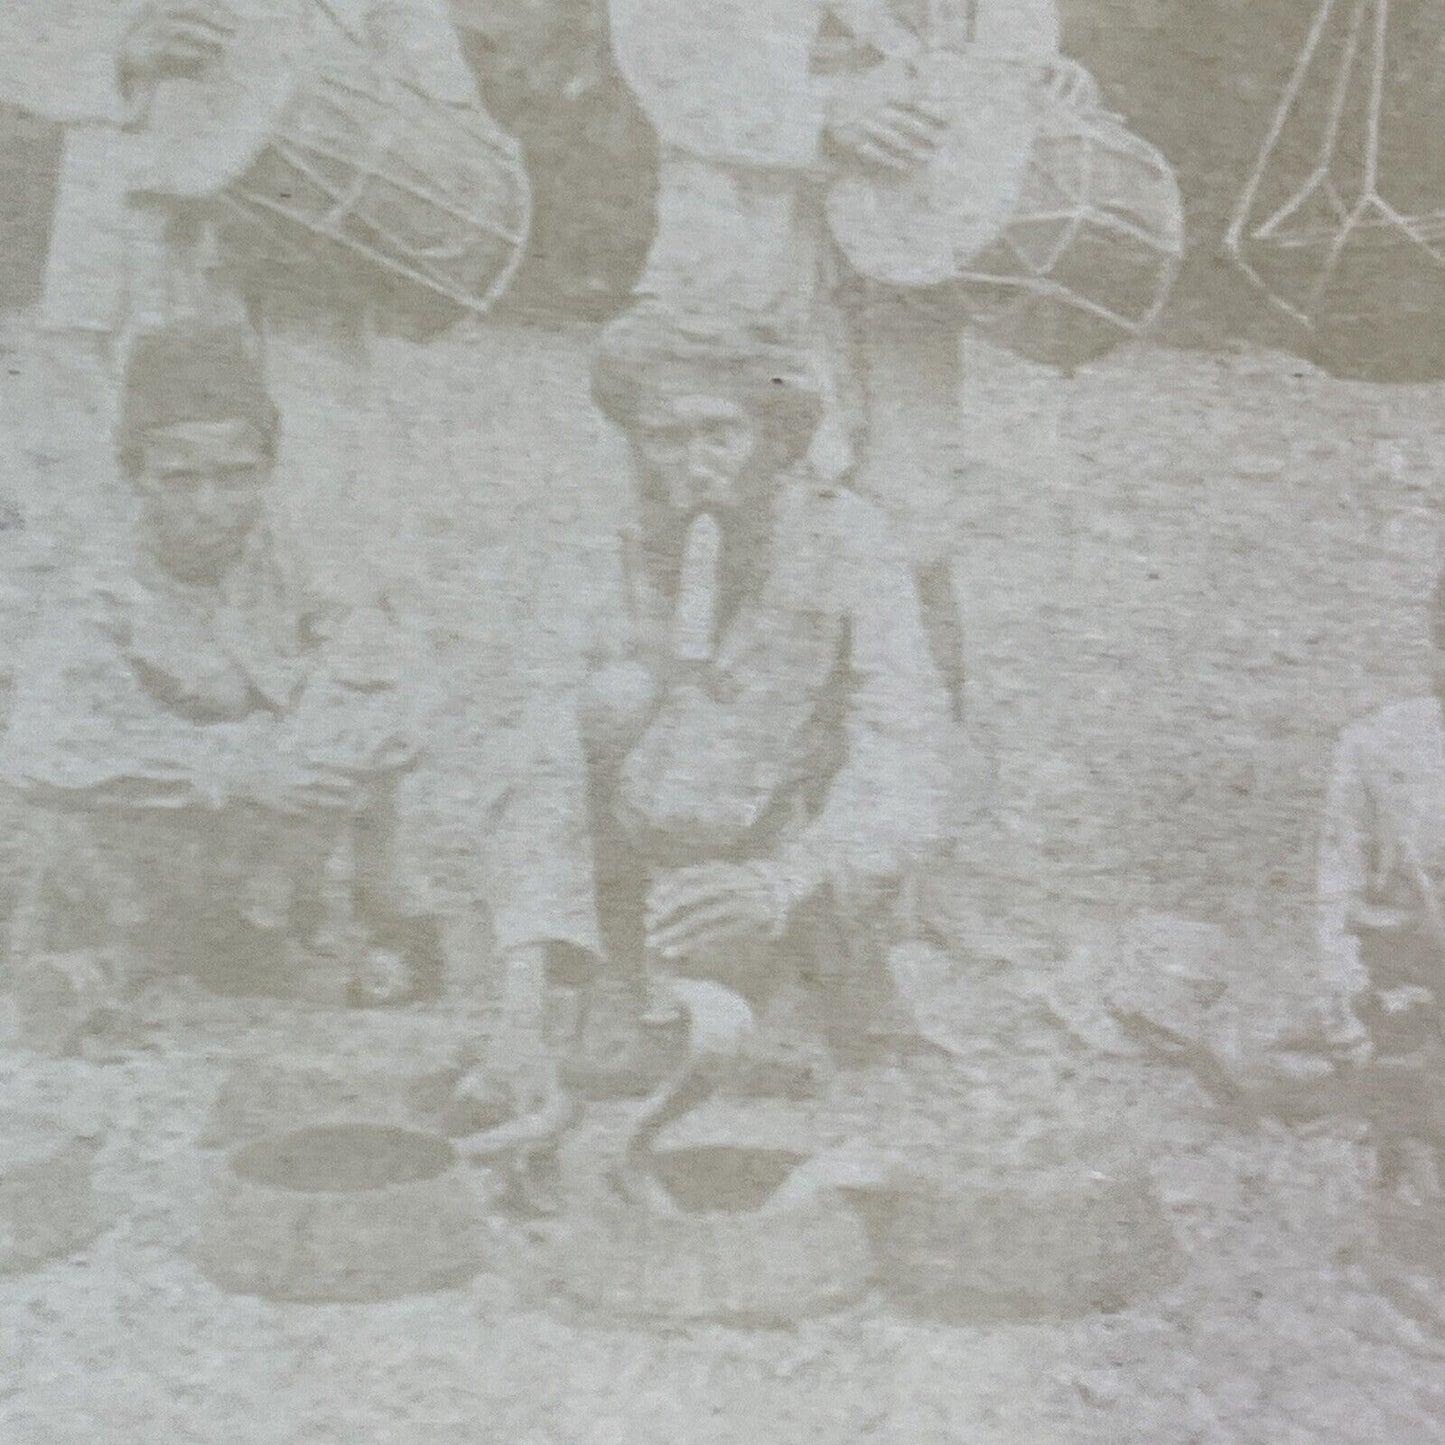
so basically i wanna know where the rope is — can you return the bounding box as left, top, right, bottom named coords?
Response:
left=1228, top=0, right=1445, bottom=329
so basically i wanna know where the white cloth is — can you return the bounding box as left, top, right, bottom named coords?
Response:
left=0, top=0, right=133, bottom=122
left=609, top=0, right=828, bottom=169
left=585, top=473, right=957, bottom=895
left=1318, top=696, right=1445, bottom=1000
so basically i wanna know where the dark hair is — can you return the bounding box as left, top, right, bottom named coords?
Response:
left=115, top=322, right=279, bottom=480
left=590, top=302, right=824, bottom=469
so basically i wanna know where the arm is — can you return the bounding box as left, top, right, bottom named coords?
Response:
left=450, top=550, right=614, bottom=1133
left=485, top=689, right=604, bottom=968
left=480, top=539, right=619, bottom=969
left=0, top=601, right=219, bottom=805
left=283, top=602, right=436, bottom=785
left=647, top=500, right=955, bottom=963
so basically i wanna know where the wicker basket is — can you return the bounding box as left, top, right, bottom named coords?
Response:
left=849, top=1156, right=1177, bottom=1324
left=193, top=1123, right=490, bottom=1302
left=556, top=1099, right=873, bottom=1326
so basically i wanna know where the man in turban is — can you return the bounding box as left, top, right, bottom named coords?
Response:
left=606, top=0, right=1063, bottom=727
left=550, top=303, right=958, bottom=1097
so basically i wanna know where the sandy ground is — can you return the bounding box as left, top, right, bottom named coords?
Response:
left=2, top=332, right=1445, bottom=1439
left=0, top=1007, right=1442, bottom=1445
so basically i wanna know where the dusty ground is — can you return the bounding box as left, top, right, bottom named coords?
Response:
left=2, top=332, right=1445, bottom=1440
left=0, top=1000, right=1442, bottom=1445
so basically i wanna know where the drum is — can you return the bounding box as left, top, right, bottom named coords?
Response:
left=828, top=52, right=1184, bottom=369
left=957, top=94, right=1185, bottom=369
left=1228, top=0, right=1445, bottom=382
left=214, top=45, right=531, bottom=326
left=128, top=7, right=532, bottom=328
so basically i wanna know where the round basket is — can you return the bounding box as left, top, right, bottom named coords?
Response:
left=560, top=1167, right=872, bottom=1327
left=193, top=1123, right=489, bottom=1302
left=0, top=1113, right=104, bottom=1275
left=556, top=1101, right=873, bottom=1326
left=850, top=1156, right=1177, bottom=1324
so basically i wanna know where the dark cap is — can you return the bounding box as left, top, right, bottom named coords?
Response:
left=116, top=321, right=279, bottom=480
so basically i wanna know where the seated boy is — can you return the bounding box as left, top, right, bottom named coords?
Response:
left=1, top=321, right=440, bottom=1029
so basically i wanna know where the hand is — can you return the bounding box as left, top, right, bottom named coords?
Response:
left=646, top=861, right=790, bottom=967
left=118, top=2, right=238, bottom=94
left=448, top=1053, right=563, bottom=1138
left=296, top=687, right=419, bottom=780
left=325, top=727, right=418, bottom=778
left=1345, top=900, right=1421, bottom=938
left=824, top=62, right=950, bottom=173
left=352, top=946, right=413, bottom=1007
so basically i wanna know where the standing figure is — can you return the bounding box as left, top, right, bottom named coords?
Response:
left=606, top=0, right=1062, bottom=721
left=447, top=0, right=658, bottom=320
left=1, top=322, right=440, bottom=1033
left=562, top=303, right=957, bottom=1097
left=108, top=0, right=499, bottom=606
left=17, top=0, right=503, bottom=611
left=1318, top=575, right=1445, bottom=1197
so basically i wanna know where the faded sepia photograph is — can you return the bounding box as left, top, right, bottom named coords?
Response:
left=1, top=1, right=1444, bottom=1440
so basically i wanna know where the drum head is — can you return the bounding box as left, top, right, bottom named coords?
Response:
left=827, top=53, right=1043, bottom=288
